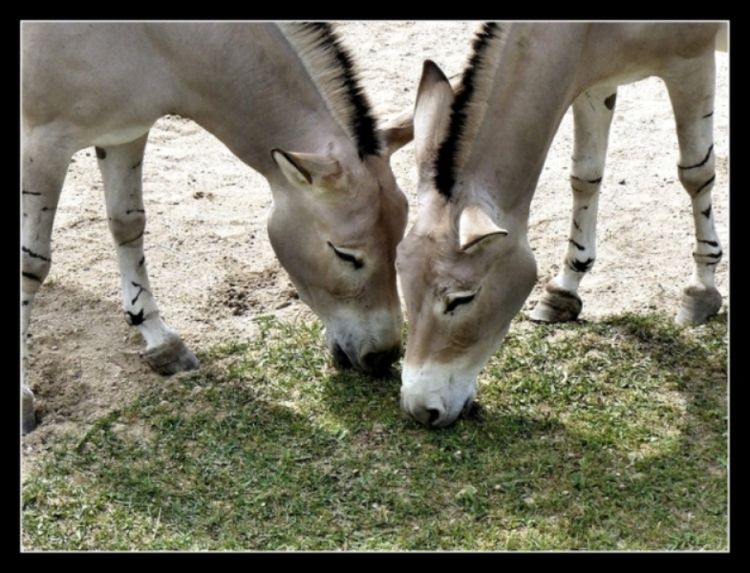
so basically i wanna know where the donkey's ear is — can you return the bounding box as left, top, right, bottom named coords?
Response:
left=414, top=60, right=454, bottom=166
left=379, top=71, right=462, bottom=159
left=458, top=205, right=508, bottom=252
left=271, top=149, right=342, bottom=190
left=378, top=111, right=414, bottom=158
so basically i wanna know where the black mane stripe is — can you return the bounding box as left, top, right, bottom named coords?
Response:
left=434, top=22, right=501, bottom=199
left=288, top=23, right=382, bottom=158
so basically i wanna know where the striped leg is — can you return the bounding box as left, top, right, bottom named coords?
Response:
left=22, top=130, right=74, bottom=433
left=665, top=54, right=723, bottom=325
left=97, top=135, right=199, bottom=374
left=531, top=86, right=618, bottom=322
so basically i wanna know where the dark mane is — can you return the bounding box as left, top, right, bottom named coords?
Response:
left=434, top=22, right=502, bottom=199
left=290, top=23, right=382, bottom=158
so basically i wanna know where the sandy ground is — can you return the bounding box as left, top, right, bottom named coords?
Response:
left=21, top=23, right=729, bottom=472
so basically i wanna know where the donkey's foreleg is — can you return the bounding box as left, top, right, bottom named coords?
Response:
left=665, top=53, right=723, bottom=325
left=97, top=135, right=199, bottom=374
left=531, top=86, right=618, bottom=322
left=22, top=131, right=73, bottom=433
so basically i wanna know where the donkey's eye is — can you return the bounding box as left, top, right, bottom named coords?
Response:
left=328, top=242, right=364, bottom=270
left=445, top=292, right=478, bottom=314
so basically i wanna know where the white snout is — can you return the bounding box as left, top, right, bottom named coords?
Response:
left=400, top=361, right=479, bottom=427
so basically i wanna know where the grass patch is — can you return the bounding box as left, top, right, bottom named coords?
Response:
left=22, top=312, right=727, bottom=550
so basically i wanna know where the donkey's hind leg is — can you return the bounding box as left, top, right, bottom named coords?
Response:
left=531, top=85, right=618, bottom=322
left=22, top=129, right=74, bottom=433
left=664, top=52, right=723, bottom=325
left=97, top=134, right=199, bottom=374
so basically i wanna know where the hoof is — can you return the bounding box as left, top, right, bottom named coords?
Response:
left=530, top=284, right=582, bottom=323
left=143, top=335, right=200, bottom=375
left=23, top=385, right=37, bottom=434
left=676, top=285, right=722, bottom=326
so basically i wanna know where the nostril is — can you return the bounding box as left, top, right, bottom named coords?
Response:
left=404, top=400, right=447, bottom=428
left=427, top=408, right=441, bottom=425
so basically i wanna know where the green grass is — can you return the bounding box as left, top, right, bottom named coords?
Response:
left=22, top=312, right=728, bottom=551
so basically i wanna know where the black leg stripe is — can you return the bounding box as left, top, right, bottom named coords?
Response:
left=568, top=239, right=585, bottom=251
left=119, top=230, right=145, bottom=246
left=23, top=272, right=42, bottom=282
left=693, top=251, right=722, bottom=259
left=22, top=246, right=51, bottom=262
left=125, top=309, right=145, bottom=326
left=571, top=175, right=603, bottom=184
left=692, top=175, right=716, bottom=197
left=678, top=144, right=713, bottom=170
left=567, top=257, right=595, bottom=273
left=701, top=205, right=712, bottom=219
left=130, top=282, right=146, bottom=305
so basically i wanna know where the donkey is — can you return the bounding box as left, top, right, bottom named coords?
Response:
left=397, top=23, right=726, bottom=427
left=22, top=23, right=413, bottom=432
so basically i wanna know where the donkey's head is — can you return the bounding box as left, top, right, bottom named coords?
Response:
left=396, top=61, right=537, bottom=427
left=267, top=124, right=411, bottom=375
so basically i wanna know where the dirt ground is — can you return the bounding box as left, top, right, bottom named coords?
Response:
left=21, top=23, right=729, bottom=473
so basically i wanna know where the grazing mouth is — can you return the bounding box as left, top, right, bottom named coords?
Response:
left=362, top=346, right=401, bottom=378
left=462, top=399, right=483, bottom=421
left=431, top=399, right=482, bottom=429
left=332, top=343, right=353, bottom=369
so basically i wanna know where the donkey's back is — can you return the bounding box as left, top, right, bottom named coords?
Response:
left=23, top=23, right=286, bottom=148
left=24, top=24, right=168, bottom=137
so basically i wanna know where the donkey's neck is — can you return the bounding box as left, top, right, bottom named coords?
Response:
left=156, top=23, right=360, bottom=179
left=461, top=24, right=589, bottom=222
